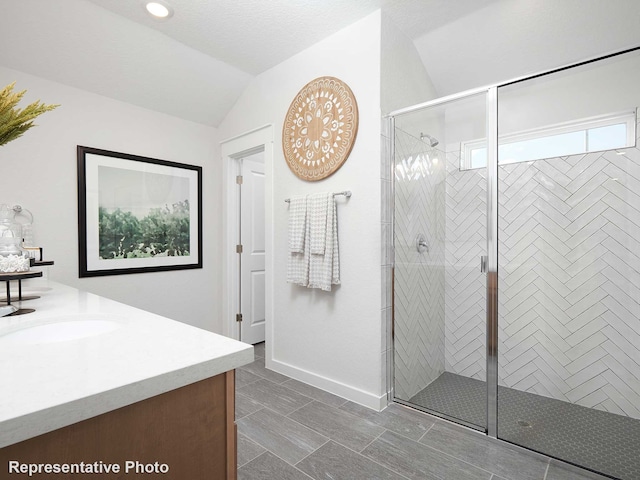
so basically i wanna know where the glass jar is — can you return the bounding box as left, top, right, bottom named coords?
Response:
left=0, top=204, right=30, bottom=272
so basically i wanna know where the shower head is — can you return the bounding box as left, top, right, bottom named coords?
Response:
left=420, top=133, right=439, bottom=147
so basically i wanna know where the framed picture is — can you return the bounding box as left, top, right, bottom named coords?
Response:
left=77, top=146, right=202, bottom=277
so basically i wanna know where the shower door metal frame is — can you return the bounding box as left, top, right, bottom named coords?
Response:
left=485, top=87, right=499, bottom=438
left=386, top=45, right=640, bottom=440
left=386, top=85, right=500, bottom=436
left=387, top=47, right=640, bottom=480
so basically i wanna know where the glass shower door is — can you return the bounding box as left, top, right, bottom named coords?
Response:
left=496, top=49, right=640, bottom=479
left=392, top=92, right=489, bottom=430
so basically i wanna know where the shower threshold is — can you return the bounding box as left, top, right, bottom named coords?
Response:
left=407, top=372, right=640, bottom=480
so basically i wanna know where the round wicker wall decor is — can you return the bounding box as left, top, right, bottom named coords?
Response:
left=282, top=76, right=358, bottom=181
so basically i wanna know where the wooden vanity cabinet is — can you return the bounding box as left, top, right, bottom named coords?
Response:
left=0, top=371, right=237, bottom=479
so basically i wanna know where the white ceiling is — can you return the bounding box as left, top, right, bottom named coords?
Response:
left=414, top=0, right=640, bottom=96
left=0, top=0, right=638, bottom=127
left=85, top=0, right=498, bottom=75
left=86, top=0, right=383, bottom=76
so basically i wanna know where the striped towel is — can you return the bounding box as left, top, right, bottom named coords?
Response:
left=286, top=195, right=309, bottom=286
left=308, top=193, right=340, bottom=291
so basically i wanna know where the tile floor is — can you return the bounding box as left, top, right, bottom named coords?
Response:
left=410, top=372, right=639, bottom=480
left=236, top=343, right=611, bottom=480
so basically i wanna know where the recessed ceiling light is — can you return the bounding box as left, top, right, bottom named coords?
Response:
left=145, top=2, right=173, bottom=19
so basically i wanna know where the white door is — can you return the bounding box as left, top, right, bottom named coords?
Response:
left=239, top=153, right=266, bottom=344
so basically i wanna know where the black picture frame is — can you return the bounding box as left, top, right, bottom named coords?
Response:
left=77, top=146, right=203, bottom=277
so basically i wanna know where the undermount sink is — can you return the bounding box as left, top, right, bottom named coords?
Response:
left=0, top=314, right=123, bottom=345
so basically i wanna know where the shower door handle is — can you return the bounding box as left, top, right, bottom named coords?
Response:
left=480, top=256, right=488, bottom=273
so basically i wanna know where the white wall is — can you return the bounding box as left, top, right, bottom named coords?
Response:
left=219, top=11, right=384, bottom=409
left=499, top=52, right=640, bottom=134
left=0, top=67, right=222, bottom=332
left=380, top=13, right=438, bottom=114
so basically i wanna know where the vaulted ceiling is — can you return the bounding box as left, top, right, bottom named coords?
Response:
left=0, top=0, right=638, bottom=127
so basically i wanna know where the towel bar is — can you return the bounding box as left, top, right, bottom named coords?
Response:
left=284, top=191, right=352, bottom=203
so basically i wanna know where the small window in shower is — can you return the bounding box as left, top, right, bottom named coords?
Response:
left=460, top=110, right=637, bottom=170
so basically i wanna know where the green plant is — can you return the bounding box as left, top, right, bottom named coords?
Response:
left=0, top=82, right=59, bottom=146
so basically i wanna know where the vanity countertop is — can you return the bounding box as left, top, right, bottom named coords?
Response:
left=0, top=279, right=253, bottom=449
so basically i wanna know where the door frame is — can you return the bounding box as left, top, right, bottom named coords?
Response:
left=221, top=125, right=274, bottom=346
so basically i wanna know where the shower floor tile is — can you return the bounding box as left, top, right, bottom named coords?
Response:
left=409, top=372, right=487, bottom=428
left=409, top=372, right=640, bottom=480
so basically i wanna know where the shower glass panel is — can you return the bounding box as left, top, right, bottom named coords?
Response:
left=393, top=92, right=488, bottom=430
left=497, top=49, right=640, bottom=479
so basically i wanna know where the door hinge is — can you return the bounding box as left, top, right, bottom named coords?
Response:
left=236, top=313, right=243, bottom=322
left=236, top=244, right=243, bottom=254
left=236, top=175, right=243, bottom=184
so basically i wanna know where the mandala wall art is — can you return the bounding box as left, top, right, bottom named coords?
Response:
left=282, top=76, right=359, bottom=181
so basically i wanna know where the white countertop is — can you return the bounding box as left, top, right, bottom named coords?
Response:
left=0, top=279, right=253, bottom=448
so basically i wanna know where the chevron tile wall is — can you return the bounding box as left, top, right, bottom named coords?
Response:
left=496, top=121, right=640, bottom=420
left=444, top=151, right=487, bottom=381
left=394, top=112, right=640, bottom=420
left=393, top=129, right=447, bottom=400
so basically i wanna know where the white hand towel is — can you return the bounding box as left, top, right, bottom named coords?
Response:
left=308, top=194, right=340, bottom=291
left=330, top=197, right=340, bottom=286
left=288, top=195, right=307, bottom=253
left=309, top=193, right=329, bottom=255
left=287, top=195, right=309, bottom=286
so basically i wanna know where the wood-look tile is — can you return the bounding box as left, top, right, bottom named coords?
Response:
left=237, top=433, right=266, bottom=468
left=340, top=401, right=435, bottom=441
left=419, top=422, right=548, bottom=480
left=289, top=401, right=385, bottom=452
left=238, top=452, right=313, bottom=480
left=546, top=460, right=610, bottom=480
left=362, top=430, right=491, bottom=480
left=236, top=368, right=263, bottom=388
left=281, top=379, right=348, bottom=408
left=296, top=440, right=406, bottom=480
left=239, top=360, right=289, bottom=384
left=237, top=408, right=328, bottom=465
left=238, top=379, right=313, bottom=415
left=236, top=392, right=263, bottom=420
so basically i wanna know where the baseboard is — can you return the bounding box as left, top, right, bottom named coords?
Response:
left=268, top=358, right=388, bottom=411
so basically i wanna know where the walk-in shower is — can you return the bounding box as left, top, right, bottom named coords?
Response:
left=388, top=47, right=640, bottom=480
